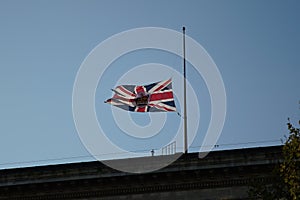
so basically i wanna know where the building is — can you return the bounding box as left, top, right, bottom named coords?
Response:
left=0, top=145, right=282, bottom=200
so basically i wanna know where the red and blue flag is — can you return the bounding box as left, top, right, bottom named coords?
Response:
left=105, top=79, right=176, bottom=112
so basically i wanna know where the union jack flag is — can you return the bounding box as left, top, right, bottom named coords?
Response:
left=105, top=79, right=176, bottom=112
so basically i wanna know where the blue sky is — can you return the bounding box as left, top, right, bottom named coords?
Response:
left=0, top=0, right=299, bottom=169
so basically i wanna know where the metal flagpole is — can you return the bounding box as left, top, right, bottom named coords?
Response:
left=183, top=26, right=188, bottom=154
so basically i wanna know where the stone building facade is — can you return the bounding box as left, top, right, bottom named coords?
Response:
left=0, top=146, right=282, bottom=200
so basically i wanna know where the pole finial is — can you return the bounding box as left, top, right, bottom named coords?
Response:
left=182, top=26, right=186, bottom=31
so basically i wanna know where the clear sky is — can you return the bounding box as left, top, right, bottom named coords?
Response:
left=0, top=0, right=299, bottom=169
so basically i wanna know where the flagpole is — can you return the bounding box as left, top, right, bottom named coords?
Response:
left=183, top=26, right=188, bottom=154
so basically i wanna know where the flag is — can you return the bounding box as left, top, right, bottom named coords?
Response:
left=105, top=79, right=176, bottom=112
